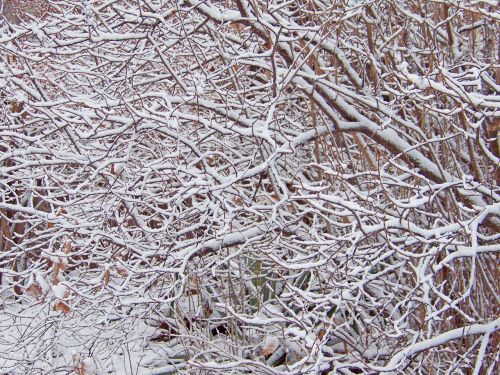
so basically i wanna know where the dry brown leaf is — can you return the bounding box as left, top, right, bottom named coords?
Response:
left=116, top=267, right=129, bottom=277
left=203, top=301, right=213, bottom=318
left=261, top=345, right=277, bottom=356
left=261, top=336, right=280, bottom=356
left=53, top=301, right=71, bottom=314
left=229, top=21, right=244, bottom=34
left=72, top=353, right=79, bottom=373
left=26, top=283, right=42, bottom=299
left=53, top=263, right=61, bottom=285
left=64, top=241, right=72, bottom=254
left=10, top=101, right=24, bottom=113
left=103, top=269, right=110, bottom=286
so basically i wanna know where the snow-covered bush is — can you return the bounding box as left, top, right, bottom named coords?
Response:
left=0, top=0, right=498, bottom=373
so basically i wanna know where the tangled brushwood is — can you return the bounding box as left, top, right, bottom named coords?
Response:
left=0, top=0, right=499, bottom=373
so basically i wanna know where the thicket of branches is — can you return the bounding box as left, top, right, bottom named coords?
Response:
left=0, top=0, right=499, bottom=373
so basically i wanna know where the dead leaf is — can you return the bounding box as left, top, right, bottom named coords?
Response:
left=103, top=269, right=110, bottom=286
left=72, top=353, right=79, bottom=373
left=261, top=345, right=277, bottom=356
left=229, top=21, right=244, bottom=34
left=116, top=267, right=129, bottom=277
left=53, top=301, right=71, bottom=314
left=203, top=300, right=213, bottom=318
left=64, top=241, right=72, bottom=254
left=26, top=283, right=42, bottom=299
left=53, top=263, right=61, bottom=285
left=10, top=101, right=24, bottom=113
left=261, top=337, right=279, bottom=356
